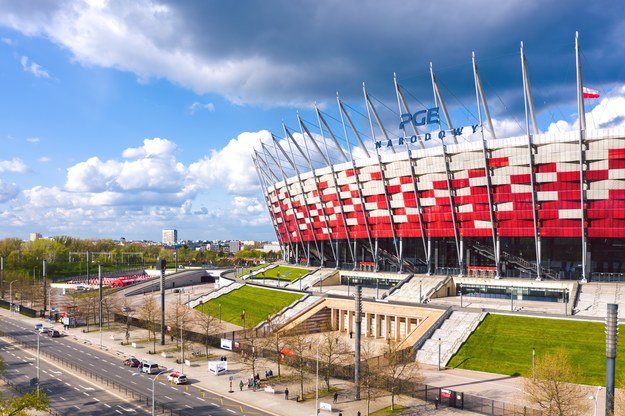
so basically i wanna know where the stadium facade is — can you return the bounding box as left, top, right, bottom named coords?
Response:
left=254, top=34, right=625, bottom=282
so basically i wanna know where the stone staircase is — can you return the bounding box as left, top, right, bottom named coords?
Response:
left=415, top=310, right=485, bottom=366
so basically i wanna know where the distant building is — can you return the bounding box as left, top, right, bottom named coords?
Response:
left=229, top=240, right=241, bottom=253
left=262, top=243, right=281, bottom=252
left=162, top=229, right=178, bottom=245
left=30, top=233, right=42, bottom=241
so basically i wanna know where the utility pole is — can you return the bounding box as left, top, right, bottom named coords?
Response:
left=159, top=258, right=166, bottom=345
left=354, top=285, right=362, bottom=400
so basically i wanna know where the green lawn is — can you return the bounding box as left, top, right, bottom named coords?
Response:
left=237, top=265, right=265, bottom=277
left=448, top=314, right=625, bottom=386
left=251, top=265, right=311, bottom=282
left=195, top=285, right=304, bottom=327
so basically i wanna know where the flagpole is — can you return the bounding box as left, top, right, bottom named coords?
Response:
left=575, top=31, right=588, bottom=283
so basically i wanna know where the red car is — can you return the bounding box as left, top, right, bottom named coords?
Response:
left=123, top=357, right=141, bottom=367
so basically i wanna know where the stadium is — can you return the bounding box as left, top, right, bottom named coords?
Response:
left=254, top=35, right=625, bottom=284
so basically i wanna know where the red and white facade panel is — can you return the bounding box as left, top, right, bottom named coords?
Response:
left=266, top=128, right=625, bottom=245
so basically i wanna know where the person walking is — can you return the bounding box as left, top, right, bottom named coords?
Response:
left=239, top=380, right=244, bottom=391
left=333, top=391, right=338, bottom=403
left=284, top=387, right=289, bottom=400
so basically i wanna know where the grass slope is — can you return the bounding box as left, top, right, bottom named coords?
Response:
left=195, top=285, right=304, bottom=327
left=448, top=314, right=625, bottom=386
left=252, top=266, right=311, bottom=282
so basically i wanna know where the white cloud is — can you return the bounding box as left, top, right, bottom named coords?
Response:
left=27, top=137, right=40, bottom=143
left=20, top=56, right=50, bottom=78
left=0, top=180, right=19, bottom=202
left=1, top=37, right=14, bottom=45
left=189, top=102, right=215, bottom=114
left=187, top=130, right=271, bottom=195
left=0, top=158, right=28, bottom=173
left=547, top=86, right=625, bottom=133
left=39, top=156, right=51, bottom=162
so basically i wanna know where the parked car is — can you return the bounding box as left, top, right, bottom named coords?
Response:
left=141, top=361, right=160, bottom=374
left=123, top=357, right=141, bottom=367
left=38, top=326, right=49, bottom=334
left=167, top=371, right=187, bottom=385
left=47, top=330, right=60, bottom=338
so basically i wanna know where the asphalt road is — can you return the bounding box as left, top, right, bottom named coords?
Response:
left=0, top=315, right=271, bottom=416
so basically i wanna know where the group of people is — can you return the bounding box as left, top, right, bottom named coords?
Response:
left=239, top=372, right=269, bottom=391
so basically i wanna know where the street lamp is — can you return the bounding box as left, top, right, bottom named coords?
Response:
left=532, top=347, right=535, bottom=379
left=419, top=279, right=422, bottom=303
left=36, top=331, right=40, bottom=396
left=589, top=386, right=602, bottom=416
left=9, top=280, right=17, bottom=313
left=438, top=338, right=442, bottom=371
left=152, top=367, right=172, bottom=416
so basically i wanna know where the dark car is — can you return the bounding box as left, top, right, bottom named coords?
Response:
left=123, top=357, right=141, bottom=367
left=47, top=330, right=60, bottom=338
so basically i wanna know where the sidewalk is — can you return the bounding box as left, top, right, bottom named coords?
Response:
left=0, top=308, right=470, bottom=415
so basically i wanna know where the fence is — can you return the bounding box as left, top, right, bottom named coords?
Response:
left=0, top=330, right=185, bottom=415
left=116, top=315, right=542, bottom=416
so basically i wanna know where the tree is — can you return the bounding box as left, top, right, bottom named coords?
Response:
left=260, top=321, right=287, bottom=378
left=318, top=330, right=349, bottom=391
left=359, top=339, right=382, bottom=416
left=194, top=308, right=222, bottom=358
left=379, top=340, right=422, bottom=411
left=78, top=291, right=98, bottom=332
left=118, top=297, right=136, bottom=345
left=140, top=296, right=160, bottom=353
left=523, top=348, right=590, bottom=416
left=284, top=332, right=313, bottom=401
left=0, top=389, right=49, bottom=415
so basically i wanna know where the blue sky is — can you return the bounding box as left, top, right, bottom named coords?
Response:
left=1, top=0, right=625, bottom=242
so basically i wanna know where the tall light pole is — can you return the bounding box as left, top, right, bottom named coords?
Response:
left=315, top=339, right=320, bottom=415
left=589, top=386, right=601, bottom=416
left=152, top=368, right=172, bottom=416
left=532, top=347, right=536, bottom=379
left=438, top=338, right=442, bottom=371
left=9, top=280, right=17, bottom=313
left=36, top=331, right=40, bottom=396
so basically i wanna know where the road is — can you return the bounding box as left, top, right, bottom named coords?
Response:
left=0, top=315, right=271, bottom=416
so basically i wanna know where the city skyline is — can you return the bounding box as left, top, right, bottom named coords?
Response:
left=1, top=1, right=625, bottom=242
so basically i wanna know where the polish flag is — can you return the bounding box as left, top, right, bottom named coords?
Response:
left=583, top=87, right=600, bottom=99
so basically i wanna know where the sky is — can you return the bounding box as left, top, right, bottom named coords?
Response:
left=1, top=0, right=625, bottom=243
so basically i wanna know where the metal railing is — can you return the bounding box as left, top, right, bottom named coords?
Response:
left=0, top=330, right=183, bottom=415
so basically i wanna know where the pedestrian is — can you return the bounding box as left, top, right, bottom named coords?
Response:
left=357, top=412, right=361, bottom=416
left=284, top=387, right=289, bottom=400
left=338, top=413, right=342, bottom=416
left=239, top=380, right=243, bottom=391
left=435, top=396, right=439, bottom=409
left=333, top=391, right=338, bottom=403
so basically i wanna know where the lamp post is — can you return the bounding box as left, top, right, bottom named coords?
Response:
left=9, top=280, right=17, bottom=313
left=36, top=331, right=40, bottom=396
left=532, top=347, right=535, bottom=379
left=438, top=338, right=442, bottom=371
left=419, top=279, right=422, bottom=303
left=313, top=337, right=323, bottom=416
left=589, top=386, right=601, bottom=416
left=152, top=368, right=172, bottom=416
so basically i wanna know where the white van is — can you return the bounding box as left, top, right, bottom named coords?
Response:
left=141, top=361, right=160, bottom=374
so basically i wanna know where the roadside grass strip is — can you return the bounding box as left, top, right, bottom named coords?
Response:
left=195, top=285, right=304, bottom=327
left=448, top=314, right=625, bottom=386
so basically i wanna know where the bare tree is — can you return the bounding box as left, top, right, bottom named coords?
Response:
left=379, top=340, right=423, bottom=411
left=284, top=332, right=313, bottom=401
left=78, top=291, right=98, bottom=332
left=241, top=333, right=262, bottom=384
left=523, top=348, right=590, bottom=416
left=102, top=294, right=119, bottom=329
left=140, top=296, right=160, bottom=353
left=118, top=297, right=136, bottom=344
left=319, top=330, right=349, bottom=391
left=360, top=339, right=383, bottom=416
left=194, top=309, right=222, bottom=358
left=167, top=296, right=190, bottom=349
